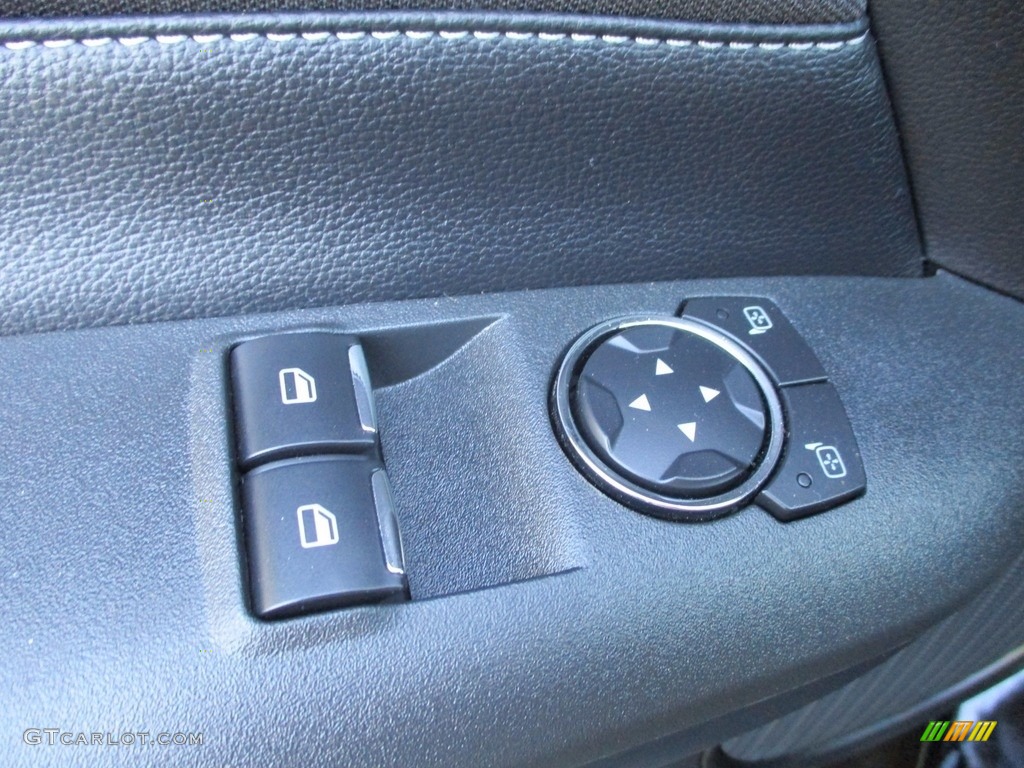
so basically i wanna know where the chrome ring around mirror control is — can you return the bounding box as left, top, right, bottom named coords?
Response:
left=552, top=315, right=785, bottom=521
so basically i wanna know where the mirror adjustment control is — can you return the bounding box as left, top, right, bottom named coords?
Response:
left=231, top=333, right=377, bottom=468
left=757, top=382, right=866, bottom=521
left=242, top=455, right=408, bottom=619
left=553, top=316, right=785, bottom=521
left=681, top=297, right=826, bottom=386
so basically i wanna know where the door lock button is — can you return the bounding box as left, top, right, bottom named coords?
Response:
left=231, top=333, right=376, bottom=468
left=756, top=382, right=866, bottom=521
left=682, top=297, right=826, bottom=386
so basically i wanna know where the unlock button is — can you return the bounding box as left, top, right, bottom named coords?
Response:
left=231, top=333, right=377, bottom=468
left=757, top=382, right=866, bottom=521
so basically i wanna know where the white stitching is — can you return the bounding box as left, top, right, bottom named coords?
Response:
left=0, top=29, right=868, bottom=51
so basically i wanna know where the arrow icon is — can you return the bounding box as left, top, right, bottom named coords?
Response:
left=655, top=358, right=673, bottom=376
left=629, top=394, right=652, bottom=412
left=699, top=386, right=720, bottom=403
left=678, top=422, right=697, bottom=442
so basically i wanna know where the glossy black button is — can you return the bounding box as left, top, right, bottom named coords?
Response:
left=242, top=455, right=408, bottom=619
left=681, top=297, right=826, bottom=386
left=757, top=382, right=866, bottom=521
left=231, top=333, right=376, bottom=468
left=575, top=324, right=768, bottom=496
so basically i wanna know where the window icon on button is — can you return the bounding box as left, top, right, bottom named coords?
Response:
left=296, top=503, right=339, bottom=548
left=278, top=367, right=317, bottom=405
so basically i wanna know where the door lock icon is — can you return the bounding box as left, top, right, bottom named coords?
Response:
left=743, top=305, right=774, bottom=335
left=805, top=442, right=847, bottom=479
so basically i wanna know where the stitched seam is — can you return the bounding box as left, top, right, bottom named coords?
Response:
left=1, top=29, right=868, bottom=51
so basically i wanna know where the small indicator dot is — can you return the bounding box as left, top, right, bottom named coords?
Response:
left=797, top=473, right=813, bottom=488
left=716, top=308, right=729, bottom=321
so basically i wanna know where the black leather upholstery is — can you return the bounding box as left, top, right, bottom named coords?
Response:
left=0, top=0, right=865, bottom=24
left=872, top=0, right=1024, bottom=299
left=0, top=12, right=920, bottom=335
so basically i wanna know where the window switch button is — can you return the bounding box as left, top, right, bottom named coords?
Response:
left=242, top=455, right=408, bottom=620
left=231, top=333, right=377, bottom=468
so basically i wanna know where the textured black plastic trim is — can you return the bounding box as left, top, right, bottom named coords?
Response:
left=1, top=274, right=1021, bottom=768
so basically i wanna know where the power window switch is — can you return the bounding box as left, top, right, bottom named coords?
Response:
left=757, top=382, right=866, bottom=521
left=231, top=333, right=377, bottom=468
left=242, top=455, right=408, bottom=619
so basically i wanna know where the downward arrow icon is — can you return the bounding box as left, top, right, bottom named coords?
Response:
left=678, top=422, right=697, bottom=442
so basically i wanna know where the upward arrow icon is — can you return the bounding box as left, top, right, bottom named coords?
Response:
left=628, top=394, right=652, bottom=412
